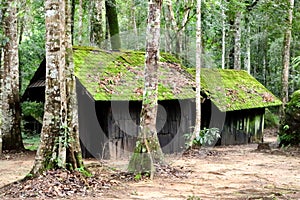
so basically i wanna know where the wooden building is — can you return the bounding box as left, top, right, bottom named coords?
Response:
left=23, top=46, right=196, bottom=159
left=199, top=68, right=282, bottom=145
left=23, top=46, right=282, bottom=158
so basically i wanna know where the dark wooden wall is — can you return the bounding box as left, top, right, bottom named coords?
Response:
left=77, top=80, right=109, bottom=159
left=94, top=99, right=194, bottom=159
left=201, top=99, right=265, bottom=145
left=221, top=109, right=264, bottom=145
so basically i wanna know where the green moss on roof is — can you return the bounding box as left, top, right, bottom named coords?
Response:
left=200, top=68, right=282, bottom=111
left=72, top=46, right=281, bottom=110
left=73, top=46, right=195, bottom=101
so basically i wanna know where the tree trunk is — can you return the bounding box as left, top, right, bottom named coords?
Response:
left=71, top=0, right=75, bottom=44
left=244, top=15, right=251, bottom=74
left=281, top=0, right=294, bottom=112
left=190, top=0, right=201, bottom=146
left=233, top=11, right=241, bottom=70
left=65, top=0, right=85, bottom=170
left=1, top=0, right=24, bottom=151
left=131, top=0, right=138, bottom=50
left=221, top=3, right=226, bottom=69
left=0, top=7, right=3, bottom=155
left=0, top=48, right=3, bottom=154
left=105, top=0, right=121, bottom=50
left=78, top=0, right=83, bottom=45
left=165, top=0, right=193, bottom=55
left=128, top=0, right=164, bottom=179
left=90, top=0, right=104, bottom=47
left=31, top=0, right=84, bottom=175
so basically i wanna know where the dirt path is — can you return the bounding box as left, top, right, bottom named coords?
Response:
left=125, top=145, right=300, bottom=200
left=1, top=132, right=300, bottom=199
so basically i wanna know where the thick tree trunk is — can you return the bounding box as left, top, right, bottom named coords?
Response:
left=31, top=0, right=63, bottom=174
left=65, top=0, right=85, bottom=170
left=2, top=0, right=24, bottom=151
left=105, top=0, right=121, bottom=50
left=233, top=11, right=241, bottom=70
left=90, top=0, right=104, bottom=47
left=281, top=0, right=294, bottom=112
left=31, top=0, right=84, bottom=175
left=128, top=0, right=164, bottom=179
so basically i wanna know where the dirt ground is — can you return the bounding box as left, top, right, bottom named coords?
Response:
left=1, top=129, right=300, bottom=200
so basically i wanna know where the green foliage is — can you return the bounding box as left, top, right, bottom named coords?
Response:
left=279, top=90, right=300, bottom=146
left=291, top=56, right=300, bottom=91
left=21, top=101, right=44, bottom=135
left=134, top=173, right=142, bottom=181
left=21, top=101, right=44, bottom=120
left=195, top=128, right=220, bottom=146
left=264, top=109, right=280, bottom=128
left=185, top=128, right=220, bottom=147
left=19, top=0, right=45, bottom=95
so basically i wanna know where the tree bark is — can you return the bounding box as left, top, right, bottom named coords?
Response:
left=131, top=0, right=138, bottom=50
left=128, top=0, right=164, bottom=179
left=1, top=0, right=24, bottom=151
left=233, top=11, right=241, bottom=70
left=65, top=0, right=85, bottom=170
left=31, top=0, right=84, bottom=175
left=78, top=0, right=83, bottom=45
left=281, top=0, right=294, bottom=112
left=105, top=0, right=121, bottom=50
left=90, top=0, right=104, bottom=47
left=189, top=0, right=201, bottom=147
left=221, top=2, right=226, bottom=69
left=0, top=48, right=2, bottom=154
left=244, top=15, right=251, bottom=74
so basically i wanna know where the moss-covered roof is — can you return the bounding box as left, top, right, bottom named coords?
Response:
left=73, top=46, right=195, bottom=101
left=198, top=68, right=282, bottom=112
left=73, top=47, right=281, bottom=110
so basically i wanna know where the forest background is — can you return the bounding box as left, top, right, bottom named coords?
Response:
left=0, top=0, right=299, bottom=146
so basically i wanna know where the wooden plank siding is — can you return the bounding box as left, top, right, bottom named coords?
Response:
left=101, top=100, right=194, bottom=159
left=220, top=109, right=264, bottom=145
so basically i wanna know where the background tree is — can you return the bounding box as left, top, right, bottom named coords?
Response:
left=90, top=0, right=104, bottom=47
left=190, top=0, right=202, bottom=147
left=1, top=0, right=24, bottom=151
left=31, top=0, right=84, bottom=175
left=128, top=0, right=164, bottom=179
left=105, top=0, right=121, bottom=50
left=281, top=0, right=294, bottom=114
